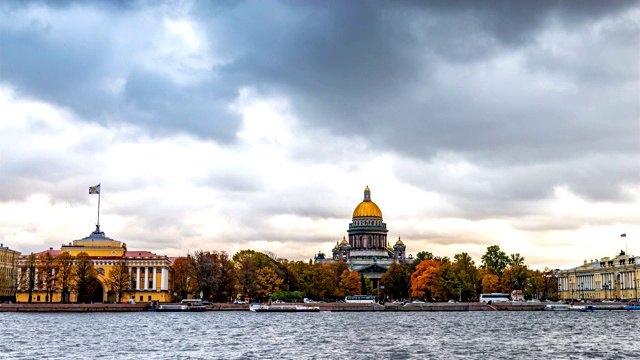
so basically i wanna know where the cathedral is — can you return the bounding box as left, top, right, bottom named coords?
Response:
left=315, top=186, right=410, bottom=289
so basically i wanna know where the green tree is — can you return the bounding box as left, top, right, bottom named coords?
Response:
left=453, top=252, right=478, bottom=301
left=75, top=252, right=99, bottom=303
left=381, top=262, right=411, bottom=300
left=299, top=264, right=333, bottom=300
left=481, top=245, right=509, bottom=276
left=55, top=252, right=75, bottom=303
left=236, top=256, right=258, bottom=300
left=432, top=263, right=457, bottom=301
left=360, top=274, right=373, bottom=296
left=413, top=251, right=434, bottom=266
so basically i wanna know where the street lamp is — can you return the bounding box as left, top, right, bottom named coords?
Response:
left=602, top=283, right=609, bottom=300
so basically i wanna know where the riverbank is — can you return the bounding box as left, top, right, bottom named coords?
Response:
left=1, top=301, right=629, bottom=312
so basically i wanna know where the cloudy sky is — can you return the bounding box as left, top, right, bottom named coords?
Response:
left=1, top=0, right=638, bottom=269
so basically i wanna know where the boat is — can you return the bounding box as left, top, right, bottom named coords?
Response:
left=153, top=304, right=205, bottom=312
left=544, top=304, right=595, bottom=311
left=249, top=304, right=320, bottom=312
left=624, top=305, right=640, bottom=311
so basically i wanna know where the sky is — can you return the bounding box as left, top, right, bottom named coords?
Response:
left=0, top=0, right=638, bottom=269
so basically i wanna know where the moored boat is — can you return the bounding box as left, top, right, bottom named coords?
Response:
left=154, top=304, right=205, bottom=312
left=249, top=304, right=320, bottom=312
left=624, top=305, right=640, bottom=311
left=544, top=304, right=570, bottom=311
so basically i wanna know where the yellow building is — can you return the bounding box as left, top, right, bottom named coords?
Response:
left=16, top=225, right=175, bottom=303
left=558, top=250, right=639, bottom=301
left=0, top=243, right=21, bottom=301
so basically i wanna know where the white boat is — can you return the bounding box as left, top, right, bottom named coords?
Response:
left=153, top=304, right=205, bottom=312
left=249, top=304, right=320, bottom=312
left=544, top=304, right=595, bottom=311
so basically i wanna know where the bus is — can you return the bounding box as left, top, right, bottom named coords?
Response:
left=345, top=295, right=376, bottom=303
left=479, top=293, right=510, bottom=303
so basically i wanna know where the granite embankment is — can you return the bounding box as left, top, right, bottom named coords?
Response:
left=3, top=302, right=626, bottom=312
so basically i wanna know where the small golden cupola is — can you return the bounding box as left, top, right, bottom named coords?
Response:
left=340, top=236, right=348, bottom=245
left=395, top=236, right=404, bottom=246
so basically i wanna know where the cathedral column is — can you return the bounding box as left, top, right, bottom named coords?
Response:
left=136, top=267, right=141, bottom=290
left=128, top=267, right=132, bottom=290
left=144, top=267, right=149, bottom=290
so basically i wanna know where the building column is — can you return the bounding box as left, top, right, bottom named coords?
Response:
left=161, top=268, right=168, bottom=291
left=128, top=267, right=132, bottom=289
left=144, top=267, right=149, bottom=290
left=17, top=268, right=21, bottom=290
left=136, top=267, right=141, bottom=291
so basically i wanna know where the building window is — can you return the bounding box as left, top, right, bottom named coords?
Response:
left=140, top=296, right=143, bottom=301
left=148, top=296, right=152, bottom=301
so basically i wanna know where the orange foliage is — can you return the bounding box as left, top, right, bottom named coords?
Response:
left=410, top=260, right=441, bottom=299
left=481, top=273, right=500, bottom=293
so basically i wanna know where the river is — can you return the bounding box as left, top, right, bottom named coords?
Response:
left=0, top=311, right=638, bottom=359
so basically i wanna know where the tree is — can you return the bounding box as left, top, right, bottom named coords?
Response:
left=381, top=262, right=411, bottom=300
left=432, top=263, right=457, bottom=301
left=105, top=260, right=132, bottom=303
left=410, top=259, right=441, bottom=300
left=413, top=251, right=434, bottom=266
left=481, top=273, right=500, bottom=294
left=193, top=250, right=220, bottom=300
left=55, top=252, right=75, bottom=303
left=453, top=252, right=478, bottom=301
left=299, top=263, right=333, bottom=300
left=338, top=270, right=361, bottom=297
left=236, top=256, right=258, bottom=300
left=360, top=274, right=373, bottom=296
left=481, top=245, right=509, bottom=276
left=19, top=253, right=37, bottom=303
left=172, top=256, right=196, bottom=300
left=508, top=253, right=525, bottom=267
left=255, top=267, right=283, bottom=300
left=75, top=252, right=99, bottom=303
left=38, top=252, right=57, bottom=303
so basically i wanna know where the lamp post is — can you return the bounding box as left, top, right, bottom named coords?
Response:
left=602, top=283, right=609, bottom=300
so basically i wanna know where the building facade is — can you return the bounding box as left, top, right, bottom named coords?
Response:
left=0, top=243, right=21, bottom=301
left=316, top=186, right=411, bottom=289
left=16, top=225, right=175, bottom=303
left=558, top=250, right=640, bottom=301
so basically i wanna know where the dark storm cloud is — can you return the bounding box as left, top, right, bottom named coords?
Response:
left=1, top=0, right=638, bottom=212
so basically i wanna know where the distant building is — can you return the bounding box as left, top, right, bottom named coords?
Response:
left=0, top=243, right=21, bottom=301
left=16, top=225, right=175, bottom=303
left=316, top=186, right=411, bottom=289
left=557, top=250, right=639, bottom=301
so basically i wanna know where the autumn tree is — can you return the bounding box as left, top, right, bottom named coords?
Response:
left=37, top=251, right=57, bottom=303
left=172, top=256, right=196, bottom=300
left=236, top=256, right=258, bottom=300
left=193, top=250, right=221, bottom=300
left=481, top=273, right=500, bottom=294
left=19, top=253, right=37, bottom=303
left=299, top=263, right=333, bottom=300
left=55, top=252, right=75, bottom=303
left=338, top=270, right=361, bottom=297
left=256, top=267, right=283, bottom=300
left=105, top=260, right=133, bottom=303
left=75, top=252, right=99, bottom=303
left=410, top=260, right=441, bottom=300
left=481, top=245, right=509, bottom=276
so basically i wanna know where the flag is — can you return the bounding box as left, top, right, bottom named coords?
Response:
left=621, top=233, right=626, bottom=237
left=89, top=184, right=100, bottom=194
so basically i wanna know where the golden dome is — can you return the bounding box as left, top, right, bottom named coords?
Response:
left=334, top=242, right=339, bottom=249
left=395, top=237, right=404, bottom=246
left=352, top=186, right=383, bottom=218
left=386, top=243, right=392, bottom=249
left=340, top=236, right=348, bottom=245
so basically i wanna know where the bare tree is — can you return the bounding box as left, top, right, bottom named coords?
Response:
left=55, top=252, right=75, bottom=303
left=105, top=260, right=132, bottom=303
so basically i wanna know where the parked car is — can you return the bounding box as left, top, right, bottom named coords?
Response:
left=233, top=300, right=245, bottom=304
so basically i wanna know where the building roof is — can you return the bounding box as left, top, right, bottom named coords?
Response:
left=352, top=186, right=383, bottom=218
